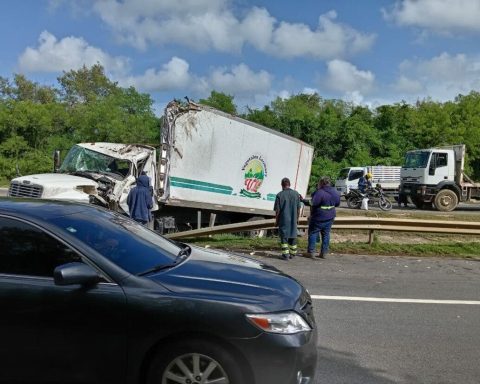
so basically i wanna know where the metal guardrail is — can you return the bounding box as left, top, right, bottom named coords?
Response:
left=165, top=216, right=480, bottom=240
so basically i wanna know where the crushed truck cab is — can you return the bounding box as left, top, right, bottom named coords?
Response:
left=9, top=143, right=158, bottom=214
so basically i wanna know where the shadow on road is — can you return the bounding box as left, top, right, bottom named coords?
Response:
left=316, top=346, right=396, bottom=384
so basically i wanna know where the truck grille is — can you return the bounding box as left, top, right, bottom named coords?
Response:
left=402, top=176, right=420, bottom=182
left=8, top=182, right=43, bottom=198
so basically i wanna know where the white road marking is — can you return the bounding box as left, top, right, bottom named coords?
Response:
left=311, top=295, right=480, bottom=305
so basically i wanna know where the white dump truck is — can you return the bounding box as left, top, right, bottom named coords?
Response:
left=335, top=166, right=401, bottom=195
left=400, top=144, right=480, bottom=211
left=9, top=100, right=314, bottom=232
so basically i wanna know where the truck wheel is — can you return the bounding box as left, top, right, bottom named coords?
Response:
left=434, top=189, right=458, bottom=212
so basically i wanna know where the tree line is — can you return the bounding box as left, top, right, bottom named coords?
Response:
left=1, top=65, right=479, bottom=190
left=200, top=90, right=480, bottom=190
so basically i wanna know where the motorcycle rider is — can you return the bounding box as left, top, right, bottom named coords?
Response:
left=358, top=172, right=373, bottom=194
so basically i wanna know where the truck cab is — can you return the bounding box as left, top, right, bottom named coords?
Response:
left=335, top=167, right=366, bottom=195
left=8, top=143, right=158, bottom=214
left=400, top=146, right=461, bottom=211
left=336, top=166, right=401, bottom=196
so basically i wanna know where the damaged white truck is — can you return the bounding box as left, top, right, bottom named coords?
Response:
left=9, top=101, right=314, bottom=233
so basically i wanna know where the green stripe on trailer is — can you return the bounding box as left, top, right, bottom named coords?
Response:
left=170, top=177, right=233, bottom=195
left=266, top=193, right=277, bottom=201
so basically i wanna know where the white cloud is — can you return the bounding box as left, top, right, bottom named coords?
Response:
left=119, top=59, right=272, bottom=97
left=395, top=52, right=480, bottom=100
left=209, top=64, right=272, bottom=95
left=119, top=57, right=191, bottom=91
left=325, top=59, right=375, bottom=94
left=91, top=0, right=375, bottom=59
left=16, top=30, right=273, bottom=101
left=393, top=75, right=423, bottom=93
left=266, top=11, right=375, bottom=59
left=18, top=31, right=129, bottom=75
left=302, top=87, right=319, bottom=95
left=384, top=0, right=480, bottom=33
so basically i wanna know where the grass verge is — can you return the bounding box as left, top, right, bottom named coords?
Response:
left=183, top=233, right=480, bottom=259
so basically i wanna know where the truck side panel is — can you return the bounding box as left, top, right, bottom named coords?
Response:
left=162, top=106, right=313, bottom=214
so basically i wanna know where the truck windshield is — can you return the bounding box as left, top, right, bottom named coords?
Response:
left=338, top=168, right=349, bottom=180
left=59, top=145, right=130, bottom=179
left=404, top=151, right=430, bottom=168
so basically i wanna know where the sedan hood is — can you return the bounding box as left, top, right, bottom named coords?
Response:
left=148, top=246, right=304, bottom=311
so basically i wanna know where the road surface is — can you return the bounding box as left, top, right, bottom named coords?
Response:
left=249, top=253, right=480, bottom=384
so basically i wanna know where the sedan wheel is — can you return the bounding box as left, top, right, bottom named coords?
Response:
left=162, top=353, right=229, bottom=384
left=147, top=340, right=244, bottom=384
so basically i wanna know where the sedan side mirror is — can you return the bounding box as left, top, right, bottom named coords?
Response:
left=54, top=262, right=101, bottom=286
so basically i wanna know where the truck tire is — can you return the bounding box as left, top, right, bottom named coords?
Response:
left=434, top=189, right=458, bottom=212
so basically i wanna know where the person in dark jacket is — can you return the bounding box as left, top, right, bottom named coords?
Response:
left=303, top=176, right=340, bottom=259
left=127, top=174, right=153, bottom=225
left=358, top=172, right=372, bottom=193
left=274, top=177, right=301, bottom=260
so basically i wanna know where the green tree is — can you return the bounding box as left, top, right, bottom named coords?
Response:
left=199, top=91, right=237, bottom=115
left=58, top=64, right=117, bottom=105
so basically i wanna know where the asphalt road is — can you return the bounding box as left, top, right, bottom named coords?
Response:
left=249, top=253, right=480, bottom=384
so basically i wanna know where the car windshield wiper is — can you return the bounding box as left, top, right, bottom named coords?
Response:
left=136, top=262, right=179, bottom=276
left=137, top=245, right=191, bottom=277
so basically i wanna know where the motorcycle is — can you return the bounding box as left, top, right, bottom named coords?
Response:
left=346, top=184, right=393, bottom=211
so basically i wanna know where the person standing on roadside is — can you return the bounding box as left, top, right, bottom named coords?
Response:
left=274, top=177, right=301, bottom=260
left=303, top=176, right=340, bottom=259
left=127, top=173, right=153, bottom=226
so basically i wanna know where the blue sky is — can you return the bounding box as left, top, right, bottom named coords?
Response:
left=1, top=0, right=480, bottom=113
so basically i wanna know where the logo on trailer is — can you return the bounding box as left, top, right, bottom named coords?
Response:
left=240, top=155, right=267, bottom=198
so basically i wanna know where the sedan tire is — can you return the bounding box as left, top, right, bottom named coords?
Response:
left=147, top=339, right=245, bottom=384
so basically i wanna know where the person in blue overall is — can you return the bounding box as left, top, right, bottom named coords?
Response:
left=303, top=176, right=340, bottom=259
left=127, top=174, right=153, bottom=226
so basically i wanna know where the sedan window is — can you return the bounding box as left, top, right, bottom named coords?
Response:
left=0, top=217, right=82, bottom=277
left=49, top=209, right=182, bottom=275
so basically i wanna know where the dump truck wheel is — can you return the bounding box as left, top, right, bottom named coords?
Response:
left=434, top=189, right=458, bottom=212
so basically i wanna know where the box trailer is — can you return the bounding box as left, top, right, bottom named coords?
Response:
left=9, top=100, right=314, bottom=232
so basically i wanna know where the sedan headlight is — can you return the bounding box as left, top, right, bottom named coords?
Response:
left=246, top=311, right=311, bottom=334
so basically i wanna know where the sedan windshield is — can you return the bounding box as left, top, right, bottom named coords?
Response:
left=59, top=145, right=130, bottom=179
left=404, top=151, right=430, bottom=168
left=49, top=209, right=182, bottom=275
